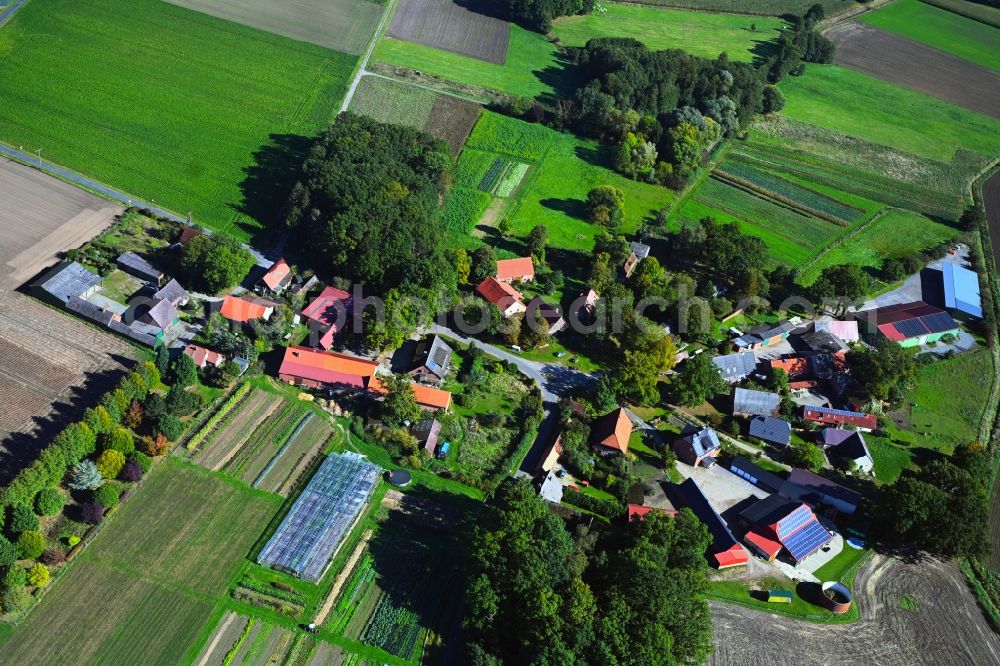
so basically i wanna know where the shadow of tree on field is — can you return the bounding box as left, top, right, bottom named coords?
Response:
left=236, top=133, right=315, bottom=249
left=540, top=197, right=587, bottom=220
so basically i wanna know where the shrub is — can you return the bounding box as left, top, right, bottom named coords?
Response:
left=68, top=460, right=104, bottom=490
left=80, top=501, right=104, bottom=525
left=123, top=400, right=144, bottom=429
left=0, top=585, right=31, bottom=614
left=16, top=530, right=45, bottom=560
left=67, top=536, right=81, bottom=548
left=34, top=488, right=64, bottom=517
left=173, top=352, right=199, bottom=388
left=131, top=451, right=153, bottom=474
left=103, top=427, right=135, bottom=457
left=2, top=564, right=26, bottom=588
left=0, top=536, right=16, bottom=567
left=93, top=484, right=120, bottom=510
left=167, top=384, right=203, bottom=416
left=119, top=371, right=149, bottom=402
left=27, top=563, right=49, bottom=588
left=141, top=433, right=170, bottom=457
left=156, top=414, right=185, bottom=441
left=9, top=503, right=39, bottom=532
left=41, top=548, right=66, bottom=566
left=143, top=392, right=167, bottom=420
left=96, top=450, right=126, bottom=480
left=120, top=458, right=142, bottom=483
left=137, top=359, right=161, bottom=389
left=84, top=405, right=115, bottom=435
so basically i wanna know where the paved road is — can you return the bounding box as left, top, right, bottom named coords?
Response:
left=340, top=0, right=397, bottom=113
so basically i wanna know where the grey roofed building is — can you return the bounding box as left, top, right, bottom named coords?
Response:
left=139, top=298, right=179, bottom=331
left=748, top=415, right=792, bottom=447
left=733, top=387, right=781, bottom=417
left=108, top=318, right=161, bottom=347
left=729, top=455, right=786, bottom=494
left=783, top=468, right=862, bottom=514
left=116, top=252, right=163, bottom=284
left=407, top=335, right=453, bottom=383
left=66, top=295, right=117, bottom=326
left=819, top=428, right=874, bottom=474
left=411, top=419, right=442, bottom=455
left=674, top=426, right=721, bottom=467
left=539, top=470, right=564, bottom=504
left=712, top=351, right=757, bottom=382
left=153, top=278, right=188, bottom=307
left=799, top=327, right=848, bottom=354
left=629, top=241, right=651, bottom=260
left=30, top=261, right=101, bottom=306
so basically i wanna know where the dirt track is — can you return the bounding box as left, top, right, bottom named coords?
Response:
left=0, top=158, right=134, bottom=481
left=711, top=554, right=1000, bottom=665
left=827, top=22, right=1000, bottom=119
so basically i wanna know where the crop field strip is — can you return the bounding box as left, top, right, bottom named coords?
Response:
left=551, top=2, right=786, bottom=61
left=347, top=75, right=482, bottom=158
left=826, top=22, right=1000, bottom=119
left=388, top=0, right=510, bottom=65
left=2, top=459, right=281, bottom=664
left=859, top=0, right=1000, bottom=72
left=223, top=400, right=311, bottom=486
left=163, top=0, right=384, bottom=56
left=192, top=388, right=284, bottom=469
left=777, top=65, right=1000, bottom=164
left=922, top=0, right=1000, bottom=29
left=616, top=0, right=858, bottom=15
left=0, top=0, right=357, bottom=237
left=254, top=412, right=336, bottom=496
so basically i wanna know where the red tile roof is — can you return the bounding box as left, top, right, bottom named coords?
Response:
left=590, top=408, right=632, bottom=454
left=220, top=295, right=270, bottom=322
left=301, top=286, right=353, bottom=329
left=278, top=346, right=378, bottom=389
left=476, top=277, right=523, bottom=312
left=713, top=544, right=749, bottom=569
left=627, top=504, right=677, bottom=522
left=802, top=406, right=877, bottom=430
left=496, top=257, right=535, bottom=281
left=744, top=528, right=783, bottom=559
left=370, top=377, right=453, bottom=410
left=261, top=258, right=291, bottom=291
left=178, top=227, right=202, bottom=245
left=183, top=343, right=223, bottom=368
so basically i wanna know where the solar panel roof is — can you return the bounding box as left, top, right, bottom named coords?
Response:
left=921, top=311, right=959, bottom=334
left=782, top=519, right=831, bottom=562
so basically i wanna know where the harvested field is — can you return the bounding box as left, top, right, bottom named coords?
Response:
left=163, top=0, right=384, bottom=55
left=193, top=389, right=283, bottom=470
left=0, top=159, right=134, bottom=482
left=710, top=555, right=1000, bottom=665
left=827, top=22, right=1000, bottom=119
left=424, top=93, right=482, bottom=157
left=388, top=0, right=510, bottom=65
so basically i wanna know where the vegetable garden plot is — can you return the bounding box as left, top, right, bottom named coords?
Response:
left=465, top=112, right=554, bottom=161
left=388, top=0, right=511, bottom=65
left=255, top=414, right=336, bottom=496
left=192, top=389, right=284, bottom=470
left=477, top=158, right=530, bottom=197
left=258, top=452, right=381, bottom=582
left=223, top=401, right=309, bottom=484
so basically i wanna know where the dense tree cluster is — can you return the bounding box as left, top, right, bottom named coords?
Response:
left=285, top=113, right=456, bottom=298
left=876, top=444, right=990, bottom=558
left=465, top=478, right=713, bottom=665
left=847, top=338, right=918, bottom=403
left=767, top=5, right=836, bottom=82
left=179, top=234, right=255, bottom=294
left=494, top=0, right=593, bottom=31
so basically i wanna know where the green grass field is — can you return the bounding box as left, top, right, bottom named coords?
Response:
left=903, top=349, right=993, bottom=453
left=551, top=3, right=785, bottom=61
left=2, top=459, right=281, bottom=664
left=798, top=209, right=956, bottom=284
left=0, top=0, right=356, bottom=238
left=921, top=0, right=1000, bottom=29
left=868, top=437, right=914, bottom=483
left=373, top=25, right=579, bottom=99
left=861, top=0, right=1000, bottom=71
left=779, top=66, right=1000, bottom=163
left=623, top=0, right=857, bottom=15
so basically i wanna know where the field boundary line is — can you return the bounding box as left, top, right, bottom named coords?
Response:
left=341, top=0, right=398, bottom=112
left=361, top=71, right=484, bottom=105
left=797, top=206, right=893, bottom=277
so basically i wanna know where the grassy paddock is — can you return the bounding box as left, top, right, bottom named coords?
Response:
left=778, top=66, right=1000, bottom=163
left=551, top=3, right=785, bottom=61
left=349, top=76, right=438, bottom=129
left=373, top=25, right=579, bottom=99
left=613, top=0, right=858, bottom=16
left=860, top=0, right=1000, bottom=71
left=921, top=0, right=1000, bottom=29
left=0, top=0, right=356, bottom=237
left=2, top=459, right=280, bottom=664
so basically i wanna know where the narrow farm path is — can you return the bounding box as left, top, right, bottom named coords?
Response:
left=340, top=0, right=397, bottom=113
left=314, top=529, right=373, bottom=625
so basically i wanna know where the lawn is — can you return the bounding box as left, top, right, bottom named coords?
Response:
left=0, top=0, right=356, bottom=238
left=860, top=0, right=1000, bottom=72
left=373, top=24, right=580, bottom=99
left=778, top=66, right=1000, bottom=163
left=551, top=3, right=785, bottom=62
left=628, top=0, right=858, bottom=15
left=349, top=76, right=439, bottom=129
left=1, top=459, right=281, bottom=664
left=903, top=349, right=993, bottom=453
left=868, top=437, right=913, bottom=483
left=798, top=209, right=957, bottom=285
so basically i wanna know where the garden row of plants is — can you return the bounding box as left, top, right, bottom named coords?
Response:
left=185, top=382, right=252, bottom=451
left=225, top=402, right=306, bottom=480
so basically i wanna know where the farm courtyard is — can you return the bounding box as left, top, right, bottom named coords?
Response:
left=0, top=0, right=359, bottom=238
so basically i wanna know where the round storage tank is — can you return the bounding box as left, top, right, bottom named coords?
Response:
left=819, top=581, right=853, bottom=614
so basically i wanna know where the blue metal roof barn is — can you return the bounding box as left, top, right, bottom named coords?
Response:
left=258, top=452, right=380, bottom=582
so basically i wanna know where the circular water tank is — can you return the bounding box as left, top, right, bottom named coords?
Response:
left=387, top=470, right=412, bottom=487
left=819, top=581, right=853, bottom=614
